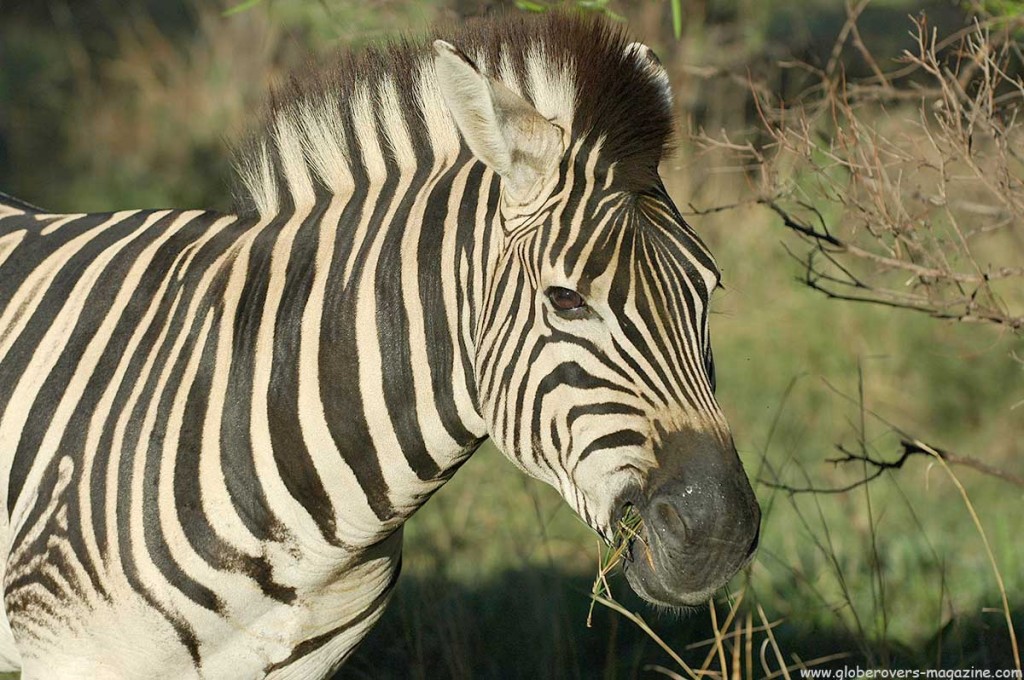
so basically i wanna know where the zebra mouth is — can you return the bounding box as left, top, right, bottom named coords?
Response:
left=608, top=496, right=640, bottom=537
left=616, top=488, right=761, bottom=609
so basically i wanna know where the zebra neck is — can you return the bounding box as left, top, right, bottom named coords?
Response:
left=258, top=156, right=498, bottom=539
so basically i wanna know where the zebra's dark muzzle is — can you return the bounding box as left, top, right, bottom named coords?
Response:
left=620, top=431, right=761, bottom=608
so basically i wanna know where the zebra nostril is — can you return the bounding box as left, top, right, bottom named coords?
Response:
left=653, top=499, right=688, bottom=540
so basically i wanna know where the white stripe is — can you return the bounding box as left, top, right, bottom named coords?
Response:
left=41, top=213, right=87, bottom=236
left=0, top=212, right=134, bottom=361
left=238, top=141, right=279, bottom=218
left=249, top=203, right=345, bottom=557
left=298, top=95, right=354, bottom=196
left=200, top=222, right=270, bottom=558
left=400, top=146, right=466, bottom=463
left=497, top=45, right=523, bottom=96
left=416, top=61, right=461, bottom=167
left=524, top=43, right=576, bottom=134
left=377, top=76, right=416, bottom=174
left=0, top=229, right=26, bottom=270
left=352, top=139, right=422, bottom=517
left=275, top=116, right=316, bottom=209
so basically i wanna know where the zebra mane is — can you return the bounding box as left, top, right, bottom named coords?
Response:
left=232, top=12, right=675, bottom=217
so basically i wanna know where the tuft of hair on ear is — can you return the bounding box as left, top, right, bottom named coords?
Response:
left=568, top=17, right=677, bottom=190
left=625, top=42, right=672, bottom=108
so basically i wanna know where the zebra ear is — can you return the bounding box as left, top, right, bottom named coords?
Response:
left=433, top=40, right=563, bottom=203
left=625, top=42, right=672, bottom=109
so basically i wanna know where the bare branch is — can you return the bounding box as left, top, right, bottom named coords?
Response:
left=713, top=15, right=1024, bottom=333
left=762, top=437, right=1024, bottom=495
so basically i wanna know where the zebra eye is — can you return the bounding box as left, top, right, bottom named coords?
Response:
left=546, top=286, right=586, bottom=312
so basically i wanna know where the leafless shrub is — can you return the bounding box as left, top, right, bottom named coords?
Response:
left=701, top=6, right=1024, bottom=332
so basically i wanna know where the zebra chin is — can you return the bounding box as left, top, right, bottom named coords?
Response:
left=619, top=518, right=759, bottom=610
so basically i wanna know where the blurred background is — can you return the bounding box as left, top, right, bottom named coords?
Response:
left=1, top=0, right=1021, bottom=677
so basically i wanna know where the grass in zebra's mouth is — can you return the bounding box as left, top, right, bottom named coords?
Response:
left=586, top=503, right=650, bottom=628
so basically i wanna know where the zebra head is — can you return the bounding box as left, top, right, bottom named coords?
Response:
left=433, top=30, right=760, bottom=608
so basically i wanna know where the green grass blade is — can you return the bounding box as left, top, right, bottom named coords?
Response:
left=223, top=0, right=264, bottom=17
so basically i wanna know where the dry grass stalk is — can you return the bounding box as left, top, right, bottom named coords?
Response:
left=588, top=520, right=849, bottom=680
left=638, top=593, right=850, bottom=680
left=586, top=509, right=847, bottom=678
left=586, top=504, right=648, bottom=627
left=917, top=441, right=1021, bottom=673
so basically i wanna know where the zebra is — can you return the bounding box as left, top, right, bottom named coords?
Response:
left=0, top=12, right=760, bottom=679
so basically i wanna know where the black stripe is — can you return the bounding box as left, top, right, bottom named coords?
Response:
left=5, top=210, right=152, bottom=514
left=0, top=212, right=111, bottom=316
left=221, top=210, right=294, bottom=543
left=90, top=211, right=243, bottom=562
left=417, top=168, right=478, bottom=447
left=578, top=429, right=647, bottom=462
left=141, top=304, right=224, bottom=615
left=319, top=157, right=396, bottom=522
left=9, top=210, right=195, bottom=601
left=269, top=197, right=347, bottom=546
left=376, top=155, right=440, bottom=481
left=545, top=163, right=582, bottom=268
left=176, top=303, right=296, bottom=604
left=115, top=355, right=205, bottom=666
left=453, top=162, right=488, bottom=414
left=529, top=360, right=633, bottom=468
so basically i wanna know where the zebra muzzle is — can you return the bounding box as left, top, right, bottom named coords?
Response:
left=620, top=432, right=761, bottom=608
